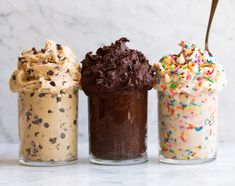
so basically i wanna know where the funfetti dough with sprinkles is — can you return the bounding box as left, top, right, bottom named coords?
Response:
left=154, top=41, right=226, bottom=96
left=154, top=41, right=226, bottom=162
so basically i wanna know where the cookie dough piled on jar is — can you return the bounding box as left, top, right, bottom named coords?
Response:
left=9, top=40, right=80, bottom=93
left=9, top=40, right=81, bottom=164
left=154, top=41, right=226, bottom=95
left=154, top=41, right=226, bottom=161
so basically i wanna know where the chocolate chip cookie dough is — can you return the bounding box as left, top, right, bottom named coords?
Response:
left=9, top=40, right=81, bottom=166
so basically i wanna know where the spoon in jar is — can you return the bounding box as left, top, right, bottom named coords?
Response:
left=205, top=0, right=219, bottom=56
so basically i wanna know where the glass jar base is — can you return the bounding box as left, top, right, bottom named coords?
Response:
left=89, top=154, right=148, bottom=165
left=19, top=158, right=78, bottom=167
left=159, top=154, right=216, bottom=165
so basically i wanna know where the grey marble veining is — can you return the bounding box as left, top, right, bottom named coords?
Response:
left=0, top=143, right=235, bottom=186
left=0, top=0, right=234, bottom=143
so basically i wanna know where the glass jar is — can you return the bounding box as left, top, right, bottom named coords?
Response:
left=158, top=91, right=218, bottom=164
left=88, top=90, right=148, bottom=165
left=18, top=89, right=78, bottom=166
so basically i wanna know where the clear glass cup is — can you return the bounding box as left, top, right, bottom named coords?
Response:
left=88, top=90, right=148, bottom=165
left=18, top=90, right=78, bottom=166
left=158, top=91, right=218, bottom=164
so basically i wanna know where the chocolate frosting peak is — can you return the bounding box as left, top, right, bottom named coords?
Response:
left=81, top=37, right=154, bottom=95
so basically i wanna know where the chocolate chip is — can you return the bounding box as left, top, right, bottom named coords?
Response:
left=42, top=61, right=48, bottom=64
left=47, top=70, right=54, bottom=76
left=73, top=119, right=77, bottom=125
left=48, top=109, right=53, bottom=113
left=49, top=137, right=57, bottom=144
left=60, top=133, right=65, bottom=139
left=26, top=148, right=31, bottom=155
left=66, top=69, right=70, bottom=73
left=28, top=124, right=32, bottom=129
left=41, top=49, right=45, bottom=53
left=18, top=57, right=24, bottom=62
left=67, top=146, right=70, bottom=150
left=69, top=94, right=72, bottom=98
left=32, top=47, right=37, bottom=54
left=59, top=108, right=65, bottom=112
left=50, top=81, right=56, bottom=86
left=56, top=97, right=61, bottom=103
left=39, top=144, right=43, bottom=149
left=25, top=111, right=30, bottom=122
left=26, top=69, right=31, bottom=75
left=31, top=141, right=36, bottom=147
left=60, top=90, right=65, bottom=94
left=32, top=118, right=42, bottom=125
left=39, top=93, right=45, bottom=97
left=44, top=122, right=49, bottom=128
left=12, top=75, right=16, bottom=80
left=57, top=54, right=62, bottom=59
left=30, top=92, right=34, bottom=97
left=56, top=44, right=62, bottom=50
left=34, top=132, right=39, bottom=137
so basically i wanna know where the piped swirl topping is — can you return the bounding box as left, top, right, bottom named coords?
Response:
left=153, top=41, right=226, bottom=95
left=81, top=37, right=154, bottom=95
left=9, top=40, right=81, bottom=93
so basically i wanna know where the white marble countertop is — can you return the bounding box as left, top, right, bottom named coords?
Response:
left=0, top=143, right=234, bottom=186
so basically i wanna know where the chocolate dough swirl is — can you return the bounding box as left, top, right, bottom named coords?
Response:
left=81, top=37, right=154, bottom=95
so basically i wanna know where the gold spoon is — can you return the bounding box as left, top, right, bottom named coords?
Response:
left=205, top=0, right=219, bottom=56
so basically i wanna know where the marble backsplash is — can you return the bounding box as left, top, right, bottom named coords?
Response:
left=0, top=0, right=234, bottom=143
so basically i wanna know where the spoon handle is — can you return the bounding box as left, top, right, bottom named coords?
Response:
left=205, top=0, right=219, bottom=53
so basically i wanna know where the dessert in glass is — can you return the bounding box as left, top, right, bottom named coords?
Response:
left=9, top=40, right=81, bottom=166
left=81, top=38, right=154, bottom=165
left=154, top=41, right=226, bottom=164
